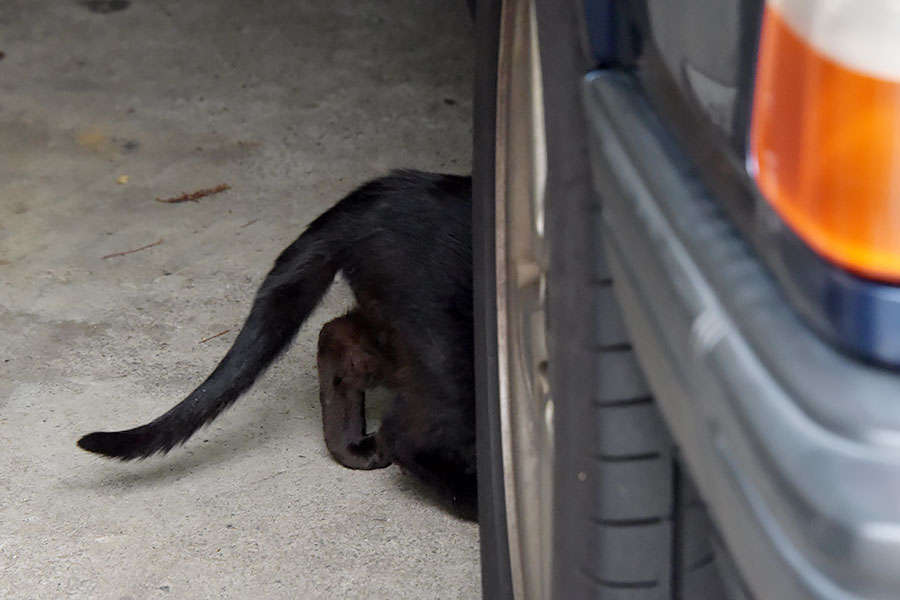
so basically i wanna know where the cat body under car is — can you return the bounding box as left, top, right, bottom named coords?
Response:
left=78, top=170, right=477, bottom=515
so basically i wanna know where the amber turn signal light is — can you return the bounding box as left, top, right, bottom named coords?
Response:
left=750, top=0, right=900, bottom=282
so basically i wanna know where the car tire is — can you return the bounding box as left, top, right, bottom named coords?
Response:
left=474, top=1, right=732, bottom=598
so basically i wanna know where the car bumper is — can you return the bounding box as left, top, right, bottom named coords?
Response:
left=583, top=70, right=900, bottom=600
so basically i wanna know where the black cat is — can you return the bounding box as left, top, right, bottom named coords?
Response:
left=78, top=170, right=477, bottom=516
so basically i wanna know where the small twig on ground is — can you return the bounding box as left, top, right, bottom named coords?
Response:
left=102, top=239, right=163, bottom=259
left=239, top=218, right=258, bottom=228
left=156, top=183, right=231, bottom=204
left=198, top=329, right=230, bottom=344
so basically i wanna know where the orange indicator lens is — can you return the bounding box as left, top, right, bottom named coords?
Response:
left=750, top=2, right=900, bottom=282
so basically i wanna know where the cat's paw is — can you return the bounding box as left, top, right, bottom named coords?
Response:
left=332, top=434, right=391, bottom=470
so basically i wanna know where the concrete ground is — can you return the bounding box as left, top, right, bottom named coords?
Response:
left=0, top=1, right=478, bottom=598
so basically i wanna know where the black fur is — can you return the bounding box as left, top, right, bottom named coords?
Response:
left=78, top=171, right=476, bottom=515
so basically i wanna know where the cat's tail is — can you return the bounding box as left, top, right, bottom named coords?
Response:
left=77, top=207, right=348, bottom=460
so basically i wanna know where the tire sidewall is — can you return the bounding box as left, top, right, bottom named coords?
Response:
left=473, top=0, right=598, bottom=598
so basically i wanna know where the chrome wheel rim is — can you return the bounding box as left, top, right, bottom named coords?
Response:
left=494, top=0, right=552, bottom=598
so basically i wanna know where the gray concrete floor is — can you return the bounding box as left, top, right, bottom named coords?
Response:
left=0, top=1, right=478, bottom=598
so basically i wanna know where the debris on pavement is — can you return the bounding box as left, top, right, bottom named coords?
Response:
left=198, top=329, right=231, bottom=344
left=102, top=239, right=163, bottom=259
left=156, top=183, right=230, bottom=204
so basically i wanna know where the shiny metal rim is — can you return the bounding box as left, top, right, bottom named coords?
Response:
left=494, top=0, right=552, bottom=598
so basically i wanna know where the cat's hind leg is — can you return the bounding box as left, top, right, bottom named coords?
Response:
left=316, top=312, right=391, bottom=470
left=378, top=404, right=477, bottom=519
